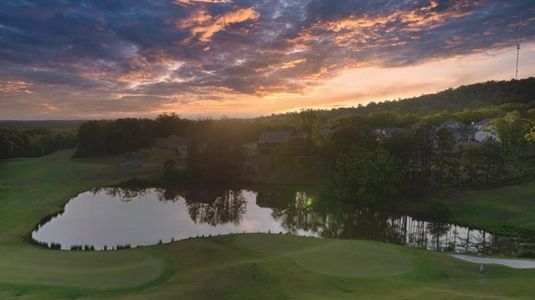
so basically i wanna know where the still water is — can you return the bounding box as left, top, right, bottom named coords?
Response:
left=32, top=186, right=526, bottom=254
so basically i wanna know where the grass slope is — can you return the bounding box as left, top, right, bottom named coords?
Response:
left=0, top=150, right=534, bottom=299
left=443, top=181, right=535, bottom=237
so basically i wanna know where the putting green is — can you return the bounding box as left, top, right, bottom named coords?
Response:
left=236, top=234, right=414, bottom=277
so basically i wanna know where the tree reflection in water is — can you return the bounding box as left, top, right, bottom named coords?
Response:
left=264, top=190, right=520, bottom=254
left=183, top=188, right=247, bottom=226
left=96, top=186, right=149, bottom=202
left=93, top=186, right=520, bottom=254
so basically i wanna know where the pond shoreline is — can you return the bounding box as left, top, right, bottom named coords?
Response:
left=30, top=186, right=533, bottom=257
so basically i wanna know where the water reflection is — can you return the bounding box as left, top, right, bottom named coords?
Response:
left=32, top=186, right=527, bottom=255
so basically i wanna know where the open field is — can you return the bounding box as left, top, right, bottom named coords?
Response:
left=0, top=150, right=534, bottom=299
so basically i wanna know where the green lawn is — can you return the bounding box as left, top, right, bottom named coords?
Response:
left=0, top=150, right=534, bottom=299
left=443, top=181, right=535, bottom=237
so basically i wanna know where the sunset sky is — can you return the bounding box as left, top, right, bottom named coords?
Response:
left=1, top=0, right=534, bottom=120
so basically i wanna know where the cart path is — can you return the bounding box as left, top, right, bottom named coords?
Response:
left=451, top=254, right=535, bottom=269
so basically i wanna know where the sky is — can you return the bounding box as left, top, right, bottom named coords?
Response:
left=0, top=0, right=534, bottom=120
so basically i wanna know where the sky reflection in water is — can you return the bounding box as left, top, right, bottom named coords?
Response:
left=32, top=187, right=523, bottom=254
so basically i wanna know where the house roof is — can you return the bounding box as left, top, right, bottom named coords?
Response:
left=475, top=118, right=492, bottom=126
left=411, top=121, right=428, bottom=129
left=440, top=118, right=464, bottom=128
left=375, top=127, right=406, bottom=136
left=258, top=130, right=292, bottom=144
left=440, top=127, right=474, bottom=141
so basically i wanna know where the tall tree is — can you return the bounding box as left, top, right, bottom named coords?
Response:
left=334, top=147, right=403, bottom=205
left=491, top=111, right=530, bottom=159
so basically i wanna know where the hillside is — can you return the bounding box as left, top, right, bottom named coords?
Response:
left=257, top=77, right=535, bottom=124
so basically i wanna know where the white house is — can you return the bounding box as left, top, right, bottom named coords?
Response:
left=472, top=118, right=500, bottom=143
left=474, top=129, right=500, bottom=143
left=473, top=118, right=492, bottom=131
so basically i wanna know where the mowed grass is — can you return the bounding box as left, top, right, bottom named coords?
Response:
left=236, top=234, right=413, bottom=277
left=444, top=181, right=535, bottom=233
left=0, top=246, right=165, bottom=289
left=0, top=150, right=534, bottom=299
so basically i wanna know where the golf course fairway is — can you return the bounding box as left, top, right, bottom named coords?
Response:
left=0, top=150, right=534, bottom=299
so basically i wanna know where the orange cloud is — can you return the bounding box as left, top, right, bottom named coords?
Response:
left=158, top=43, right=535, bottom=118
left=118, top=56, right=184, bottom=88
left=174, top=0, right=231, bottom=5
left=40, top=102, right=59, bottom=111
left=177, top=7, right=259, bottom=42
left=303, top=1, right=478, bottom=47
left=280, top=59, right=307, bottom=70
left=0, top=80, right=32, bottom=95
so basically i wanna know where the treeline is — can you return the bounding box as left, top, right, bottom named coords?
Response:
left=256, top=77, right=535, bottom=126
left=74, top=108, right=534, bottom=194
left=0, top=128, right=76, bottom=159
left=254, top=104, right=534, bottom=207
left=76, top=115, right=255, bottom=183
left=74, top=115, right=258, bottom=158
left=75, top=119, right=157, bottom=156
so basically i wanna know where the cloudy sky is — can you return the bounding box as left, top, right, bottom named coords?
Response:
left=1, top=0, right=534, bottom=120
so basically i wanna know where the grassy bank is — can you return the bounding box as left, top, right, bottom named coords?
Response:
left=440, top=181, right=535, bottom=239
left=0, top=150, right=534, bottom=299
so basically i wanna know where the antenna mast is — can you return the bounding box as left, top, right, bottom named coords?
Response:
left=515, top=16, right=521, bottom=80
left=515, top=43, right=520, bottom=80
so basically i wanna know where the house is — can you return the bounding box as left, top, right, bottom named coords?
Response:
left=410, top=121, right=429, bottom=130
left=472, top=118, right=500, bottom=142
left=474, top=130, right=500, bottom=143
left=436, top=118, right=474, bottom=151
left=156, top=135, right=191, bottom=159
left=374, top=127, right=407, bottom=140
left=473, top=118, right=492, bottom=131
left=440, top=118, right=464, bottom=129
left=439, top=127, right=474, bottom=151
left=257, top=130, right=292, bottom=154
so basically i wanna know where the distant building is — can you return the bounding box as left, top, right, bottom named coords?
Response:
left=156, top=135, right=191, bottom=159
left=440, top=118, right=464, bottom=129
left=473, top=118, right=492, bottom=131
left=374, top=127, right=407, bottom=140
left=474, top=130, right=500, bottom=143
left=436, top=118, right=473, bottom=151
left=470, top=118, right=499, bottom=143
left=257, top=130, right=292, bottom=154
left=410, top=121, right=429, bottom=130
left=439, top=127, right=473, bottom=151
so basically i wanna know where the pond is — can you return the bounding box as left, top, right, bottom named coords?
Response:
left=32, top=186, right=528, bottom=255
